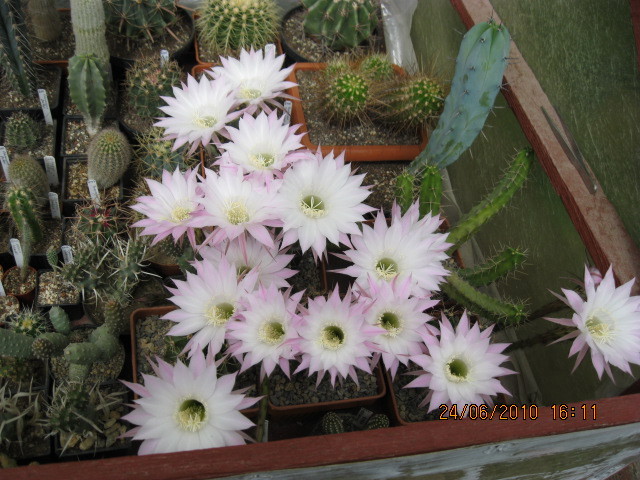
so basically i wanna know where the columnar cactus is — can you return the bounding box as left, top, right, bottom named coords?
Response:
left=68, top=54, right=109, bottom=136
left=458, top=247, right=527, bottom=287
left=69, top=0, right=109, bottom=64
left=125, top=57, right=182, bottom=121
left=302, top=0, right=377, bottom=51
left=4, top=112, right=40, bottom=152
left=7, top=154, right=49, bottom=200
left=409, top=20, right=510, bottom=172
left=27, top=0, right=62, bottom=42
left=135, top=128, right=193, bottom=180
left=5, top=185, right=43, bottom=279
left=87, top=127, right=132, bottom=188
left=0, top=0, right=37, bottom=97
left=383, top=75, right=445, bottom=129
left=104, top=0, right=177, bottom=42
left=196, top=0, right=279, bottom=56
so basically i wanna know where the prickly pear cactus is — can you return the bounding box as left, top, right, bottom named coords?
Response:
left=384, top=75, right=445, bottom=129
left=135, top=128, right=195, bottom=180
left=104, top=0, right=177, bottom=42
left=302, top=0, right=377, bottom=51
left=87, top=127, right=132, bottom=188
left=6, top=154, right=49, bottom=200
left=196, top=0, right=279, bottom=57
left=323, top=71, right=370, bottom=124
left=125, top=57, right=182, bottom=123
left=4, top=112, right=40, bottom=152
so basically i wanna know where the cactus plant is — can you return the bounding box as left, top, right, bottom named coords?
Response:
left=76, top=203, right=122, bottom=240
left=69, top=0, right=109, bottom=64
left=104, top=0, right=178, bottom=42
left=4, top=113, right=41, bottom=153
left=302, top=0, right=377, bottom=51
left=135, top=128, right=194, bottom=180
left=27, top=0, right=62, bottom=42
left=359, top=54, right=394, bottom=81
left=5, top=185, right=43, bottom=280
left=365, top=413, right=389, bottom=430
left=409, top=20, right=510, bottom=173
left=6, top=309, right=47, bottom=338
left=458, top=247, right=527, bottom=287
left=0, top=380, right=45, bottom=448
left=68, top=54, right=109, bottom=136
left=418, top=165, right=442, bottom=218
left=87, top=127, right=132, bottom=188
left=196, top=0, right=279, bottom=57
left=0, top=0, right=37, bottom=97
left=321, top=412, right=345, bottom=434
left=322, top=70, right=371, bottom=124
left=382, top=75, right=445, bottom=129
left=6, top=155, right=49, bottom=201
left=125, top=57, right=182, bottom=123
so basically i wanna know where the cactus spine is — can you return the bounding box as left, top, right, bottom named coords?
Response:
left=7, top=154, right=49, bottom=200
left=125, top=57, right=182, bottom=121
left=323, top=71, right=371, bottom=124
left=104, top=0, right=177, bottom=42
left=383, top=75, right=444, bottom=129
left=5, top=113, right=40, bottom=152
left=5, top=185, right=42, bottom=279
left=418, top=165, right=442, bottom=218
left=136, top=128, right=193, bottom=180
left=69, top=0, right=109, bottom=64
left=0, top=0, right=37, bottom=97
left=458, top=247, right=527, bottom=287
left=27, top=0, right=62, bottom=42
left=321, top=412, right=344, bottom=434
left=196, top=0, right=279, bottom=57
left=68, top=54, right=108, bottom=136
left=409, top=20, right=510, bottom=173
left=87, top=127, right=132, bottom=188
left=302, top=0, right=377, bottom=51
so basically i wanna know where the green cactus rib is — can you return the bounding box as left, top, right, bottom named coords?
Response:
left=68, top=54, right=108, bottom=136
left=409, top=20, right=510, bottom=172
left=303, top=0, right=377, bottom=51
left=395, top=171, right=415, bottom=214
left=87, top=127, right=132, bottom=188
left=105, top=0, right=177, bottom=42
left=6, top=154, right=49, bottom=201
left=0, top=329, right=35, bottom=358
left=419, top=165, right=442, bottom=218
left=446, top=148, right=533, bottom=252
left=442, top=270, right=528, bottom=326
left=458, top=247, right=527, bottom=287
left=0, top=0, right=37, bottom=97
left=6, top=185, right=43, bottom=248
left=70, top=0, right=110, bottom=64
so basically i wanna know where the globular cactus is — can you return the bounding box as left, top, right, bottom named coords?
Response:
left=87, top=127, right=132, bottom=188
left=302, top=0, right=377, bottom=51
left=4, top=113, right=41, bottom=153
left=321, top=411, right=345, bottom=435
left=458, top=247, right=527, bottom=287
left=409, top=20, right=510, bottom=173
left=196, top=0, right=279, bottom=57
left=104, top=0, right=177, bottom=42
left=7, top=309, right=47, bottom=337
left=70, top=0, right=109, bottom=64
left=135, top=128, right=194, bottom=180
left=27, top=0, right=62, bottom=42
left=383, top=75, right=445, bottom=129
left=365, top=413, right=389, bottom=430
left=0, top=0, right=37, bottom=97
left=7, top=155, right=49, bottom=201
left=125, top=57, right=182, bottom=122
left=359, top=54, right=394, bottom=81
left=76, top=203, right=122, bottom=240
left=68, top=54, right=109, bottom=136
left=322, top=70, right=371, bottom=124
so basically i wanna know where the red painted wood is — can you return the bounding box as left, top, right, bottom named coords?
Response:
left=631, top=0, right=640, bottom=69
left=12, top=394, right=640, bottom=480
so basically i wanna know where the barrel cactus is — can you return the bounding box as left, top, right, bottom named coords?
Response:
left=104, top=0, right=178, bottom=42
left=359, top=54, right=394, bottom=81
left=87, top=127, right=132, bottom=188
left=125, top=57, right=182, bottom=123
left=4, top=112, right=40, bottom=152
left=196, top=0, right=279, bottom=57
left=383, top=75, right=445, bottom=129
left=322, top=69, right=371, bottom=124
left=302, top=0, right=377, bottom=51
left=7, top=154, right=49, bottom=200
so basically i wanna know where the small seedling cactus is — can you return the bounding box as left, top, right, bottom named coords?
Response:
left=6, top=155, right=49, bottom=201
left=196, top=0, right=279, bottom=57
left=4, top=113, right=41, bottom=153
left=125, top=57, right=182, bottom=123
left=319, top=411, right=390, bottom=435
left=135, top=128, right=194, bottom=180
left=87, top=127, right=132, bottom=189
left=321, top=411, right=344, bottom=434
left=382, top=75, right=445, bottom=129
left=302, top=0, right=377, bottom=51
left=104, top=0, right=178, bottom=42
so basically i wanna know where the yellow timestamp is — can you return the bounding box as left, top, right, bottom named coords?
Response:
left=551, top=404, right=597, bottom=420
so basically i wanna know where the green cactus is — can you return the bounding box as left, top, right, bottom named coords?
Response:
left=87, top=127, right=132, bottom=188
left=323, top=71, right=371, bottom=124
left=324, top=58, right=350, bottom=77
left=384, top=75, right=444, bottom=129
left=5, top=185, right=43, bottom=280
left=4, top=113, right=41, bottom=153
left=321, top=411, right=345, bottom=435
left=105, top=0, right=178, bottom=42
left=196, top=0, right=279, bottom=57
left=49, top=306, right=72, bottom=335
left=6, top=155, right=48, bottom=201
left=418, top=165, right=442, bottom=218
left=70, top=0, right=109, bottom=64
left=135, top=128, right=194, bottom=180
left=395, top=171, right=414, bottom=214
left=112, top=237, right=147, bottom=296
left=302, top=0, right=377, bottom=51
left=68, top=54, right=109, bottom=136
left=102, top=299, right=127, bottom=336
left=27, top=0, right=62, bottom=42
left=125, top=56, right=182, bottom=122
left=365, top=413, right=389, bottom=430
left=0, top=380, right=44, bottom=446
left=359, top=54, right=394, bottom=81
left=31, top=332, right=70, bottom=360
left=47, top=381, right=94, bottom=434
left=409, top=20, right=510, bottom=173
left=46, top=245, right=59, bottom=269
left=458, top=247, right=527, bottom=287
left=0, top=0, right=37, bottom=97
left=7, top=309, right=47, bottom=337
left=76, top=203, right=122, bottom=240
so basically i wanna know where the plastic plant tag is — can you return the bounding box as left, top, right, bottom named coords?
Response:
left=87, top=179, right=100, bottom=205
left=10, top=239, right=24, bottom=269
left=0, top=279, right=5, bottom=297
left=0, top=147, right=10, bottom=180
left=283, top=100, right=292, bottom=125
left=160, top=49, right=169, bottom=66
left=48, top=192, right=61, bottom=219
left=38, top=89, right=54, bottom=125
left=44, top=156, right=59, bottom=186
left=354, top=408, right=373, bottom=429
left=61, top=245, right=74, bottom=264
left=265, top=43, right=276, bottom=57
left=261, top=419, right=269, bottom=442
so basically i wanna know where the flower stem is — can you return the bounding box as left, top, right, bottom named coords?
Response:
left=255, top=377, right=269, bottom=443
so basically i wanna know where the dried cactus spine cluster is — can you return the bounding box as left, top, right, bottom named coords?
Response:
left=87, top=127, right=132, bottom=188
left=68, top=54, right=109, bottom=136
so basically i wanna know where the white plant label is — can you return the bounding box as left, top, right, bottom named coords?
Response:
left=265, top=43, right=276, bottom=57
left=262, top=419, right=269, bottom=442
left=283, top=100, right=292, bottom=125
left=44, top=156, right=59, bottom=186
left=38, top=89, right=53, bottom=125
left=10, top=238, right=24, bottom=269
left=160, top=49, right=169, bottom=66
left=87, top=179, right=100, bottom=204
left=61, top=245, right=74, bottom=264
left=48, top=192, right=61, bottom=219
left=0, top=147, right=10, bottom=180
left=0, top=279, right=5, bottom=297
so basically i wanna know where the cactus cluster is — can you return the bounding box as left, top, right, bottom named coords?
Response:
left=87, top=127, right=132, bottom=189
left=196, top=0, right=279, bottom=57
left=68, top=54, right=109, bottom=136
left=320, top=411, right=390, bottom=435
left=4, top=113, right=41, bottom=153
left=104, top=0, right=178, bottom=42
left=0, top=0, right=37, bottom=97
left=359, top=54, right=394, bottom=81
left=302, top=0, right=377, bottom=51
left=125, top=57, right=182, bottom=122
left=135, top=128, right=195, bottom=180
left=323, top=71, right=370, bottom=124
left=27, top=0, right=62, bottom=42
left=7, top=154, right=49, bottom=201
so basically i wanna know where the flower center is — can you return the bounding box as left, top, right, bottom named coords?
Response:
left=226, top=201, right=249, bottom=225
left=300, top=195, right=326, bottom=219
left=377, top=311, right=402, bottom=337
left=236, top=264, right=250, bottom=276
left=320, top=324, right=345, bottom=350
left=170, top=204, right=192, bottom=223
left=258, top=319, right=286, bottom=345
left=375, top=258, right=399, bottom=280
left=205, top=302, right=235, bottom=326
left=249, top=152, right=276, bottom=169
left=193, top=113, right=217, bottom=128
left=176, top=398, right=207, bottom=432
left=585, top=309, right=614, bottom=343
left=445, top=357, right=470, bottom=383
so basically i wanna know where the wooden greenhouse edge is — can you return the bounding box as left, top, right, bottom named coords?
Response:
left=451, top=0, right=640, bottom=294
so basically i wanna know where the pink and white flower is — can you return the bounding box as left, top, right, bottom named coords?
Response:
left=130, top=168, right=208, bottom=246
left=122, top=351, right=257, bottom=455
left=546, top=265, right=640, bottom=380
left=406, top=312, right=514, bottom=414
